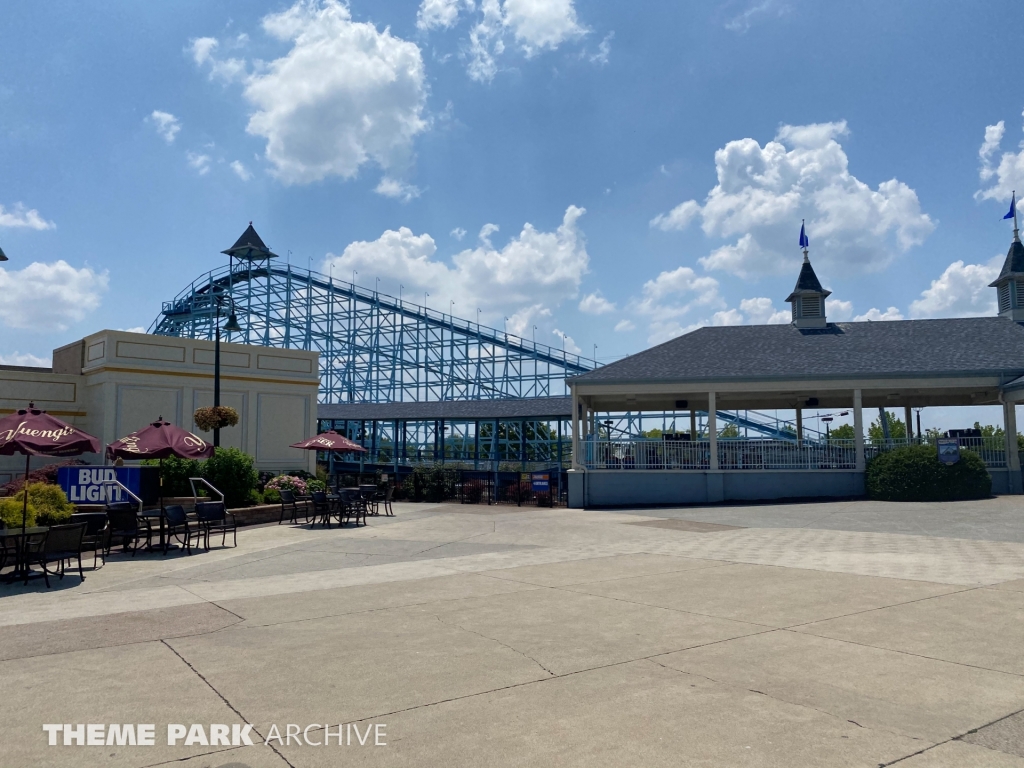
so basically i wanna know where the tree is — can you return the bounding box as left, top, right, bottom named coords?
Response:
left=830, top=424, right=855, bottom=441
left=719, top=423, right=740, bottom=438
left=868, top=414, right=907, bottom=441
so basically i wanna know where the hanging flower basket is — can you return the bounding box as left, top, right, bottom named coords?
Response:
left=193, top=406, right=240, bottom=432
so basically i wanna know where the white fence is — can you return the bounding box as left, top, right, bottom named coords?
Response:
left=583, top=436, right=1013, bottom=471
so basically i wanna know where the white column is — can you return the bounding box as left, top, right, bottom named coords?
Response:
left=1004, top=400, right=1021, bottom=493
left=570, top=388, right=581, bottom=469
left=708, top=392, right=718, bottom=470
left=854, top=389, right=865, bottom=471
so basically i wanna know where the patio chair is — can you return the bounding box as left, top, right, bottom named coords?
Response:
left=359, top=485, right=379, bottom=515
left=310, top=491, right=332, bottom=527
left=71, top=512, right=111, bottom=569
left=278, top=489, right=302, bottom=525
left=163, top=505, right=201, bottom=555
left=106, top=502, right=147, bottom=556
left=380, top=486, right=395, bottom=517
left=195, top=501, right=237, bottom=550
left=340, top=489, right=367, bottom=526
left=27, top=522, right=87, bottom=587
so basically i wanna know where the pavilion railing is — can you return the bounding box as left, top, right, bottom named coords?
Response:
left=583, top=436, right=1014, bottom=470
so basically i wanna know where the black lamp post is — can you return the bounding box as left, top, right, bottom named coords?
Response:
left=822, top=416, right=833, bottom=440
left=213, top=297, right=243, bottom=449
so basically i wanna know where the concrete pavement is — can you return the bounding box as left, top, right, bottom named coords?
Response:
left=2, top=498, right=1024, bottom=766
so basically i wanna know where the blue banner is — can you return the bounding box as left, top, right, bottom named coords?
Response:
left=58, top=466, right=144, bottom=504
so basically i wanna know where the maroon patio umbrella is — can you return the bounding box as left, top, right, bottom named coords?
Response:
left=0, top=402, right=101, bottom=536
left=107, top=417, right=214, bottom=461
left=290, top=431, right=367, bottom=453
left=107, top=417, right=214, bottom=512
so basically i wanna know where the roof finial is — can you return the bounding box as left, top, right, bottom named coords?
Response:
left=799, top=219, right=809, bottom=263
left=1005, top=192, right=1020, bottom=243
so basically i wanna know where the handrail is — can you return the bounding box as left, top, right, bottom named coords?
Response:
left=189, top=477, right=225, bottom=504
left=100, top=479, right=143, bottom=509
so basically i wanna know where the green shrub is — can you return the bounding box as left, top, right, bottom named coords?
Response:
left=866, top=444, right=991, bottom=501
left=26, top=483, right=75, bottom=525
left=144, top=456, right=202, bottom=496
left=263, top=488, right=282, bottom=504
left=201, top=448, right=259, bottom=509
left=0, top=497, right=37, bottom=528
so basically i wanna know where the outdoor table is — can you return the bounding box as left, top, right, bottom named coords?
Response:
left=0, top=526, right=49, bottom=582
left=139, top=509, right=177, bottom=552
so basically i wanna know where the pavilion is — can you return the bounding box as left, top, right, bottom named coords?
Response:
left=566, top=230, right=1024, bottom=507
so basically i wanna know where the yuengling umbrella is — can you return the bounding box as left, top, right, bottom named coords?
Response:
left=0, top=402, right=101, bottom=537
left=107, top=416, right=214, bottom=511
left=290, top=431, right=367, bottom=486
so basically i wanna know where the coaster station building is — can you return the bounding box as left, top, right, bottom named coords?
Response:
left=565, top=234, right=1024, bottom=507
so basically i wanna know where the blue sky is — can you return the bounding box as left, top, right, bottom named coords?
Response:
left=2, top=0, right=1023, bottom=427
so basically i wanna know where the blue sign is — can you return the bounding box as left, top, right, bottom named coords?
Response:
left=58, top=466, right=143, bottom=504
left=936, top=438, right=960, bottom=465
left=531, top=473, right=550, bottom=493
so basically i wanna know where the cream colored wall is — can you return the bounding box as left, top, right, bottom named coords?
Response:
left=0, top=330, right=320, bottom=485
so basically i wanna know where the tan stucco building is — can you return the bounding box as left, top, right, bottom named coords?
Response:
left=0, top=330, right=319, bottom=485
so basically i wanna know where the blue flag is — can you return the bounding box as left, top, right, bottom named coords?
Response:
left=798, top=222, right=809, bottom=248
left=1005, top=192, right=1017, bottom=220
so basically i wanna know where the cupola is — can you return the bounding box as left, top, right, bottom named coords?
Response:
left=989, top=192, right=1024, bottom=322
left=785, top=222, right=830, bottom=329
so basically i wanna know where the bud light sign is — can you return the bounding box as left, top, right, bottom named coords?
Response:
left=58, top=466, right=152, bottom=505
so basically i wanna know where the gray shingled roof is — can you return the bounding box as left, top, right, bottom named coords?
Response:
left=990, top=238, right=1024, bottom=284
left=787, top=259, right=828, bottom=297
left=221, top=223, right=278, bottom=260
left=571, top=317, right=1024, bottom=384
left=318, top=397, right=572, bottom=421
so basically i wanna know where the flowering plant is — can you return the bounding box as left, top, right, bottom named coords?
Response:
left=265, top=475, right=309, bottom=495
left=194, top=406, right=240, bottom=432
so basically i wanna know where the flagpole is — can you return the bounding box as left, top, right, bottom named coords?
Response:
left=1015, top=191, right=1020, bottom=242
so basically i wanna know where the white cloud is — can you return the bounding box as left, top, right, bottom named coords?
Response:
left=0, top=351, right=51, bottom=368
left=189, top=37, right=246, bottom=83
left=503, top=0, right=586, bottom=56
left=0, top=203, right=55, bottom=231
left=854, top=306, right=904, bottom=322
left=634, top=265, right=723, bottom=344
left=478, top=222, right=500, bottom=247
left=909, top=256, right=1001, bottom=318
left=653, top=120, right=935, bottom=278
left=230, top=160, right=253, bottom=181
left=450, top=227, right=467, bottom=241
left=0, top=260, right=109, bottom=331
left=147, top=110, right=181, bottom=143
left=417, top=0, right=471, bottom=31
left=323, top=205, right=589, bottom=328
left=578, top=291, right=615, bottom=314
left=187, top=152, right=211, bottom=175
left=976, top=111, right=1024, bottom=203
left=725, top=0, right=790, bottom=33
left=712, top=308, right=744, bottom=326
left=738, top=296, right=789, bottom=324
left=614, top=319, right=635, bottom=332
left=194, top=1, right=430, bottom=186
left=827, top=298, right=853, bottom=321
left=116, top=326, right=148, bottom=334
left=425, top=0, right=589, bottom=82
left=374, top=177, right=422, bottom=202
left=552, top=328, right=581, bottom=353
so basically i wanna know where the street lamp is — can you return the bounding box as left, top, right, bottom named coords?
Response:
left=212, top=295, right=244, bottom=449
left=821, top=415, right=833, bottom=440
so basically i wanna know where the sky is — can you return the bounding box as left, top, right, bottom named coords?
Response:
left=2, top=0, right=1023, bottom=430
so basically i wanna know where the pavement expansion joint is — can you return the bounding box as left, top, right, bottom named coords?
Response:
left=433, top=613, right=557, bottom=676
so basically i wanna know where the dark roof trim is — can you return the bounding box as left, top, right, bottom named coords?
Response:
left=318, top=397, right=572, bottom=422
left=570, top=369, right=1024, bottom=387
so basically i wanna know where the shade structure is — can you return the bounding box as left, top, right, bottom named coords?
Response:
left=290, top=431, right=367, bottom=453
left=0, top=403, right=101, bottom=540
left=107, top=417, right=214, bottom=461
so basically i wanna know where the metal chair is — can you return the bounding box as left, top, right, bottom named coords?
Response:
left=278, top=489, right=302, bottom=525
left=380, top=486, right=395, bottom=517
left=340, top=489, right=367, bottom=526
left=310, top=491, right=332, bottom=527
left=195, top=501, right=237, bottom=550
left=106, top=503, right=147, bottom=556
left=163, top=505, right=201, bottom=555
left=28, top=523, right=87, bottom=587
left=71, top=512, right=111, bottom=569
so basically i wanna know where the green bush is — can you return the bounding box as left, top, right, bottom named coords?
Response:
left=866, top=444, right=991, bottom=501
left=0, top=497, right=37, bottom=528
left=263, top=488, right=282, bottom=504
left=144, top=456, right=202, bottom=497
left=26, top=483, right=75, bottom=525
left=201, top=448, right=259, bottom=509
left=401, top=466, right=457, bottom=502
